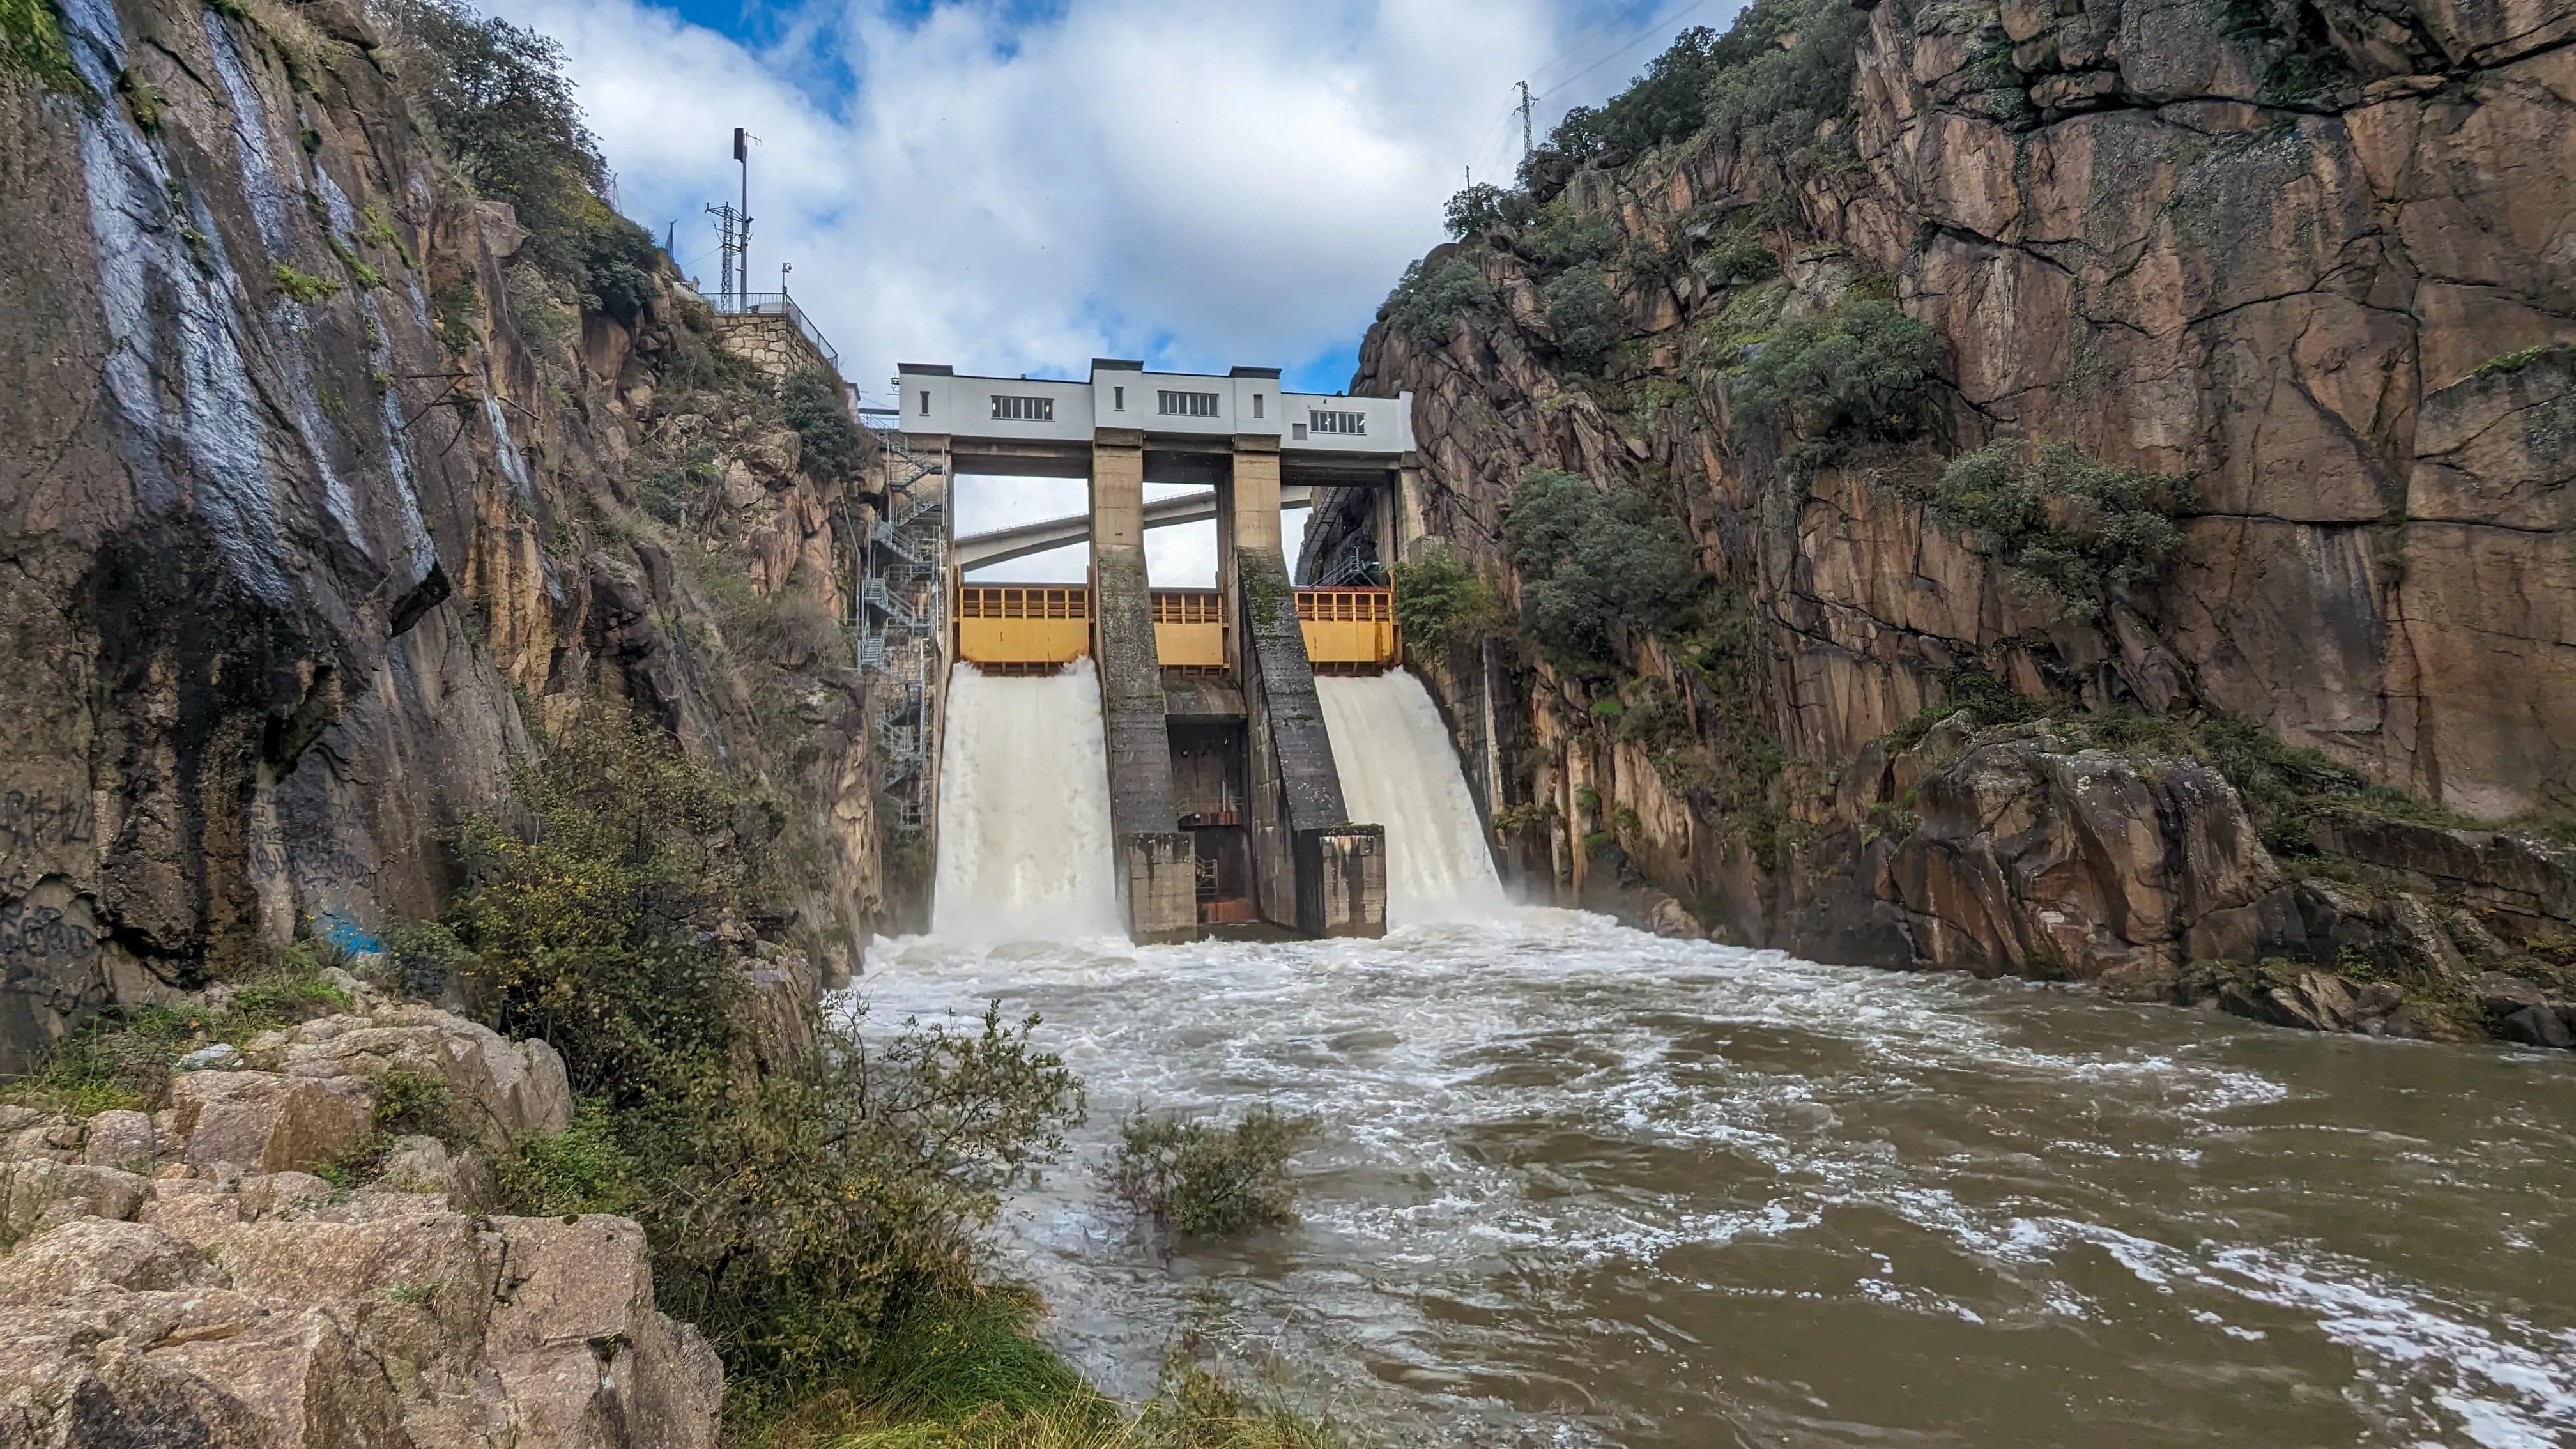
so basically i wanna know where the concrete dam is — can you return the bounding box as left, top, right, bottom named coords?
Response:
left=862, top=358, right=1483, bottom=942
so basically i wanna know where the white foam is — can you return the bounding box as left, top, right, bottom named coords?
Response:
left=930, top=661, right=1122, bottom=942
left=1315, top=671, right=1508, bottom=924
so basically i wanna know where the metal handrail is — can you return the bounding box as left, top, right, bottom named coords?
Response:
left=713, top=290, right=839, bottom=370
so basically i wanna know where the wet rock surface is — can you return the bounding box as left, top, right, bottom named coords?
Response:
left=0, top=0, right=885, bottom=1071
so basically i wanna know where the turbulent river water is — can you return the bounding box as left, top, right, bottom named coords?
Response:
left=888, top=670, right=2576, bottom=1446
left=861, top=918, right=2576, bottom=1447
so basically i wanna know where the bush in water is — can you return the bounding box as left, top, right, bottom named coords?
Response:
left=1106, top=1103, right=1318, bottom=1238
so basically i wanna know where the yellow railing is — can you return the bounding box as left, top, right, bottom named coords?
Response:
left=1296, top=587, right=1397, bottom=670
left=956, top=584, right=1091, bottom=665
left=1152, top=590, right=1226, bottom=670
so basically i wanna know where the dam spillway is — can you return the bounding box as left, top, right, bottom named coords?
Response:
left=1315, top=671, right=1506, bottom=924
left=929, top=661, right=1121, bottom=940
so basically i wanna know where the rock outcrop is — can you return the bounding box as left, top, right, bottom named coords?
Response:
left=0, top=0, right=887, bottom=1070
left=1325, top=0, right=2576, bottom=1045
left=0, top=993, right=719, bottom=1446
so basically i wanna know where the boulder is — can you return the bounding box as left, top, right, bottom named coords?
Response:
left=238, top=1172, right=335, bottom=1222
left=0, top=1160, right=150, bottom=1248
left=139, top=1189, right=243, bottom=1248
left=142, top=1305, right=410, bottom=1446
left=485, top=1215, right=725, bottom=1449
left=2496, top=1005, right=2576, bottom=1049
left=82, top=1109, right=159, bottom=1169
left=170, top=1072, right=376, bottom=1174
left=0, top=1219, right=217, bottom=1300
left=266, top=1011, right=572, bottom=1144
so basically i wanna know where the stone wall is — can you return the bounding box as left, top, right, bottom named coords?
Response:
left=710, top=309, right=835, bottom=382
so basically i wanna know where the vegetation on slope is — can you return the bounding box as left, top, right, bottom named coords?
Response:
left=381, top=0, right=661, bottom=318
left=1923, top=440, right=2191, bottom=620
left=1505, top=466, right=1701, bottom=670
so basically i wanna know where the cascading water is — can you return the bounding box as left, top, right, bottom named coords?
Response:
left=1315, top=671, right=1508, bottom=923
left=929, top=661, right=1121, bottom=941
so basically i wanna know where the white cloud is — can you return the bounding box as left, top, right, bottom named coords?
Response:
left=493, top=0, right=1729, bottom=402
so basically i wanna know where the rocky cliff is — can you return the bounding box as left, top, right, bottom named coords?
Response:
left=1321, top=0, right=2576, bottom=1041
left=0, top=0, right=887, bottom=1071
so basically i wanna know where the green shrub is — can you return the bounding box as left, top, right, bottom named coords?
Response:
left=3, top=954, right=353, bottom=1116
left=431, top=279, right=480, bottom=355
left=1505, top=467, right=1702, bottom=668
left=1696, top=224, right=1779, bottom=287
left=641, top=1002, right=1083, bottom=1411
left=1540, top=0, right=1860, bottom=172
left=2469, top=342, right=2576, bottom=380
left=782, top=371, right=862, bottom=482
left=371, top=1064, right=459, bottom=1141
left=449, top=703, right=763, bottom=1100
left=1528, top=202, right=1618, bottom=272
left=381, top=0, right=661, bottom=319
left=1883, top=667, right=2048, bottom=751
left=1542, top=264, right=1622, bottom=371
left=495, top=1099, right=635, bottom=1215
left=1442, top=181, right=1536, bottom=240
left=1703, top=0, right=1865, bottom=164
left=1548, top=24, right=1724, bottom=161
left=1927, top=439, right=2190, bottom=620
left=459, top=705, right=1087, bottom=1420
left=372, top=921, right=471, bottom=999
left=641, top=441, right=720, bottom=526
left=1382, top=256, right=1494, bottom=347
left=1105, top=1103, right=1317, bottom=1238
left=1729, top=298, right=1943, bottom=470
left=1389, top=551, right=1501, bottom=654
left=503, top=262, right=574, bottom=352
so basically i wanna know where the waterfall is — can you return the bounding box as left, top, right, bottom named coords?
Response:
left=930, top=661, right=1122, bottom=941
left=1315, top=671, right=1508, bottom=924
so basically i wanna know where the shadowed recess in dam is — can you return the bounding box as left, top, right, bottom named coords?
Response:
left=930, top=661, right=1121, bottom=940
left=1316, top=671, right=1507, bottom=924
left=859, top=912, right=2576, bottom=1448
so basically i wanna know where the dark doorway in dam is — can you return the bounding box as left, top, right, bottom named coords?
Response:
left=1170, top=719, right=1252, bottom=925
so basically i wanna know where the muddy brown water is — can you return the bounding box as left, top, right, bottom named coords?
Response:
left=859, top=911, right=2576, bottom=1447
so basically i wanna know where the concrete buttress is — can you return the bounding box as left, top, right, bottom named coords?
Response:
left=1223, top=436, right=1386, bottom=938
left=1091, top=429, right=1195, bottom=942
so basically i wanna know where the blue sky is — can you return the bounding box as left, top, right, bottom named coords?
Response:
left=491, top=0, right=1739, bottom=574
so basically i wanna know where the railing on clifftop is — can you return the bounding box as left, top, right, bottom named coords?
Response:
left=713, top=289, right=839, bottom=372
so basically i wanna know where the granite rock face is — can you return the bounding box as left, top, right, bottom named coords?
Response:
left=0, top=999, right=719, bottom=1446
left=1330, top=0, right=2575, bottom=1041
left=0, top=0, right=884, bottom=1068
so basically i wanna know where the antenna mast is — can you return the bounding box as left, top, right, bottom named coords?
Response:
left=705, top=126, right=754, bottom=310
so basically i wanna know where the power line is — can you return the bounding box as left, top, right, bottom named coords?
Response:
left=1544, top=0, right=1721, bottom=99
left=1524, top=0, right=1674, bottom=91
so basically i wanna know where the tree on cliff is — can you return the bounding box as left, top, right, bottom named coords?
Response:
left=381, top=0, right=660, bottom=318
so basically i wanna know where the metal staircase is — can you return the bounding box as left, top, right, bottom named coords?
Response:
left=857, top=433, right=947, bottom=834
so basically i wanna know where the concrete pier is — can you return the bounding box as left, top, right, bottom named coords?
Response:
left=1223, top=434, right=1386, bottom=939
left=1091, top=420, right=1196, bottom=943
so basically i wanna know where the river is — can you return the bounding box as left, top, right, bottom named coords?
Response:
left=859, top=912, right=2576, bottom=1447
